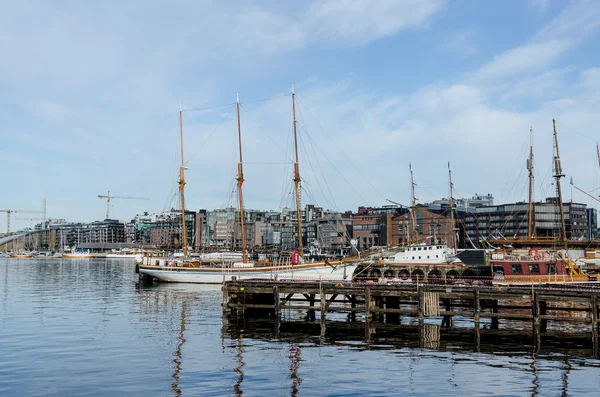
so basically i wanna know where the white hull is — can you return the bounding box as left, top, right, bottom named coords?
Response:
left=139, top=263, right=358, bottom=284
left=106, top=253, right=143, bottom=262
left=63, top=254, right=92, bottom=259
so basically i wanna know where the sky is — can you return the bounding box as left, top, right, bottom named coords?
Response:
left=1, top=0, right=600, bottom=233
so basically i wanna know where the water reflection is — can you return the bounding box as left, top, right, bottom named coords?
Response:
left=3, top=259, right=600, bottom=396
left=234, top=337, right=245, bottom=396
left=288, top=344, right=302, bottom=396
left=171, top=302, right=187, bottom=397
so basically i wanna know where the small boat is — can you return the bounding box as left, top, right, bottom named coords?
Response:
left=63, top=249, right=92, bottom=259
left=106, top=250, right=143, bottom=263
left=9, top=250, right=33, bottom=259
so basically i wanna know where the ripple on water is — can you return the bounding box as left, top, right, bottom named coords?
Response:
left=2, top=258, right=600, bottom=396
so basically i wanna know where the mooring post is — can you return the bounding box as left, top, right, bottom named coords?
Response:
left=309, top=294, right=316, bottom=321
left=273, top=286, right=280, bottom=337
left=350, top=294, right=357, bottom=322
left=473, top=289, right=481, bottom=351
left=320, top=283, right=326, bottom=338
left=222, top=284, right=230, bottom=314
left=532, top=290, right=541, bottom=353
left=491, top=299, right=499, bottom=330
left=273, top=286, right=280, bottom=317
left=592, top=294, right=598, bottom=356
left=473, top=289, right=480, bottom=329
left=365, top=287, right=373, bottom=342
left=417, top=285, right=424, bottom=323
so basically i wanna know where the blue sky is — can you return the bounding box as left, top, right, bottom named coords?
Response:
left=1, top=0, right=600, bottom=232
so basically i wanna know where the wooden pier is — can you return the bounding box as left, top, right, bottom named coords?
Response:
left=223, top=280, right=600, bottom=354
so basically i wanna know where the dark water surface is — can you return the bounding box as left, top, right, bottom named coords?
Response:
left=2, top=258, right=600, bottom=396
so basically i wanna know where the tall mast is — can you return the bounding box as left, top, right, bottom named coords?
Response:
left=179, top=102, right=189, bottom=257
left=292, top=85, right=303, bottom=256
left=448, top=162, right=456, bottom=251
left=409, top=163, right=417, bottom=242
left=527, top=127, right=535, bottom=239
left=236, top=94, right=248, bottom=263
left=597, top=143, right=600, bottom=169
left=552, top=119, right=567, bottom=249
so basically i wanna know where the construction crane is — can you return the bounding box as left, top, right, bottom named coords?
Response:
left=97, top=191, right=150, bottom=219
left=0, top=209, right=41, bottom=234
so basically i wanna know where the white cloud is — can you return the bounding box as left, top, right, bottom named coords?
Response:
left=307, top=0, right=444, bottom=44
left=472, top=40, right=572, bottom=82
left=528, top=0, right=549, bottom=15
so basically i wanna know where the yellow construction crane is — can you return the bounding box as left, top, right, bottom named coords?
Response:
left=0, top=209, right=41, bottom=233
left=97, top=191, right=150, bottom=219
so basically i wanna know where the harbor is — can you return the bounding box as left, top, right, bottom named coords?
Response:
left=3, top=1, right=600, bottom=395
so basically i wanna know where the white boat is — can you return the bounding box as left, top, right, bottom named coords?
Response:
left=139, top=258, right=357, bottom=284
left=63, top=249, right=92, bottom=259
left=106, top=250, right=143, bottom=262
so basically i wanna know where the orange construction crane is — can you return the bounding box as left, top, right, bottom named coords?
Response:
left=97, top=191, right=150, bottom=219
left=0, top=209, right=41, bottom=233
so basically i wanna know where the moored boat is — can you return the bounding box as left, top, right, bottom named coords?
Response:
left=106, top=250, right=143, bottom=262
left=9, top=251, right=33, bottom=259
left=490, top=248, right=589, bottom=284
left=63, top=249, right=92, bottom=259
left=139, top=254, right=357, bottom=283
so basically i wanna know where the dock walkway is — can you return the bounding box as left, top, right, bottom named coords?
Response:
left=223, top=279, right=600, bottom=354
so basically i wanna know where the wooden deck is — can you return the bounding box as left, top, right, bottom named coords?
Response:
left=223, top=279, right=600, bottom=354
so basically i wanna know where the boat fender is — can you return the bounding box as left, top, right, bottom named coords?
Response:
left=135, top=264, right=139, bottom=274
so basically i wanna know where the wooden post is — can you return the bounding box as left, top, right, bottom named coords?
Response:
left=417, top=286, right=424, bottom=323
left=592, top=295, right=598, bottom=356
left=273, top=286, right=280, bottom=337
left=474, top=289, right=480, bottom=352
left=473, top=289, right=480, bottom=329
left=532, top=291, right=541, bottom=353
left=309, top=294, right=316, bottom=321
left=320, top=284, right=326, bottom=338
left=222, top=285, right=230, bottom=314
left=442, top=298, right=453, bottom=328
left=491, top=299, right=499, bottom=330
left=365, top=287, right=372, bottom=342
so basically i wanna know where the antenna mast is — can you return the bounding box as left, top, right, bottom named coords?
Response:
left=527, top=127, right=535, bottom=239
left=179, top=102, right=189, bottom=257
left=236, top=94, right=248, bottom=263
left=552, top=119, right=567, bottom=249
left=409, top=163, right=417, bottom=242
left=448, top=162, right=456, bottom=251
left=292, top=85, right=303, bottom=256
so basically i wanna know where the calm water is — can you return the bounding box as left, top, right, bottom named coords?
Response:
left=2, top=258, right=600, bottom=396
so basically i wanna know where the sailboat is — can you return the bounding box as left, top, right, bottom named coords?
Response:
left=9, top=234, right=33, bottom=258
left=138, top=89, right=358, bottom=284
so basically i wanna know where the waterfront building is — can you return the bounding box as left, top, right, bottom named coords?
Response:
left=463, top=197, right=589, bottom=242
